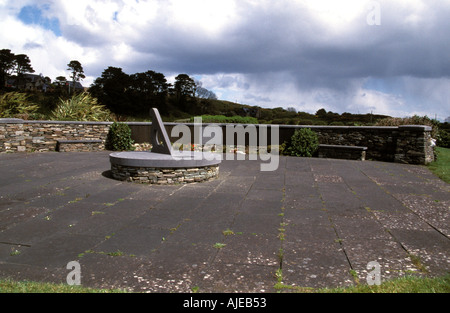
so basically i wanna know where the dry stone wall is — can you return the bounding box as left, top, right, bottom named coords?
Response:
left=127, top=123, right=435, bottom=164
left=0, top=119, right=110, bottom=153
left=111, top=164, right=220, bottom=184
left=308, top=125, right=434, bottom=164
left=0, top=119, right=434, bottom=165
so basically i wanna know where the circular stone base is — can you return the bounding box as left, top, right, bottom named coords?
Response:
left=109, top=151, right=221, bottom=184
left=111, top=164, right=219, bottom=184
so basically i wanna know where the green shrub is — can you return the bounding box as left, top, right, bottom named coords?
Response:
left=0, top=92, right=39, bottom=119
left=437, top=130, right=450, bottom=148
left=51, top=92, right=113, bottom=121
left=106, top=122, right=135, bottom=151
left=284, top=128, right=319, bottom=157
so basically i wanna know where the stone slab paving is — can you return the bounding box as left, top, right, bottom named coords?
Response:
left=0, top=152, right=448, bottom=292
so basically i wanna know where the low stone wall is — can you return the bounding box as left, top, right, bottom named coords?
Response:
left=111, top=164, right=220, bottom=184
left=0, top=119, right=434, bottom=165
left=0, top=119, right=110, bottom=153
left=153, top=123, right=434, bottom=165
left=310, top=125, right=434, bottom=164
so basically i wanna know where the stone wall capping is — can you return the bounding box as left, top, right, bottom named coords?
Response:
left=319, top=144, right=368, bottom=150
left=2, top=119, right=427, bottom=130
left=398, top=125, right=432, bottom=131
left=0, top=119, right=113, bottom=126
left=0, top=118, right=25, bottom=123
left=122, top=121, right=403, bottom=131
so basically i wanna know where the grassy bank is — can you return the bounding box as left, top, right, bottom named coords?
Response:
left=428, top=147, right=450, bottom=183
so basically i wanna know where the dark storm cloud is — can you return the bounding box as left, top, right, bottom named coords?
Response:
left=121, top=0, right=449, bottom=98
left=127, top=1, right=317, bottom=74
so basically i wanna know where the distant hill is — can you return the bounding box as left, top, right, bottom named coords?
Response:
left=163, top=97, right=391, bottom=126
left=0, top=88, right=390, bottom=126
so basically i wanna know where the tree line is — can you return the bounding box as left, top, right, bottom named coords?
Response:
left=1, top=49, right=217, bottom=118
left=0, top=49, right=36, bottom=89
left=1, top=49, right=86, bottom=93
left=89, top=67, right=216, bottom=118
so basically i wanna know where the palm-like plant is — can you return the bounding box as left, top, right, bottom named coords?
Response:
left=51, top=92, right=113, bottom=122
left=0, top=92, right=39, bottom=118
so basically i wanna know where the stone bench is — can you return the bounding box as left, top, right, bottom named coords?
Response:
left=56, top=139, right=104, bottom=152
left=318, top=144, right=367, bottom=161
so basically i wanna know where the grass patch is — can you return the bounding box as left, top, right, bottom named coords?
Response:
left=0, top=279, right=127, bottom=293
left=428, top=147, right=450, bottom=183
left=274, top=274, right=450, bottom=293
left=320, top=274, right=450, bottom=293
left=2, top=274, right=449, bottom=293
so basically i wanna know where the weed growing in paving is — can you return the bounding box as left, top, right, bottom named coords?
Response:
left=222, top=229, right=235, bottom=236
left=213, top=243, right=226, bottom=249
left=409, top=253, right=428, bottom=274
left=78, top=249, right=135, bottom=258
left=10, top=249, right=21, bottom=256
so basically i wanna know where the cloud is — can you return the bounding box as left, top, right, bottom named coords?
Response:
left=22, top=41, right=43, bottom=50
left=0, top=0, right=449, bottom=119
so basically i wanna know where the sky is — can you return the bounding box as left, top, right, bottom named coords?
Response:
left=1, top=0, right=449, bottom=120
